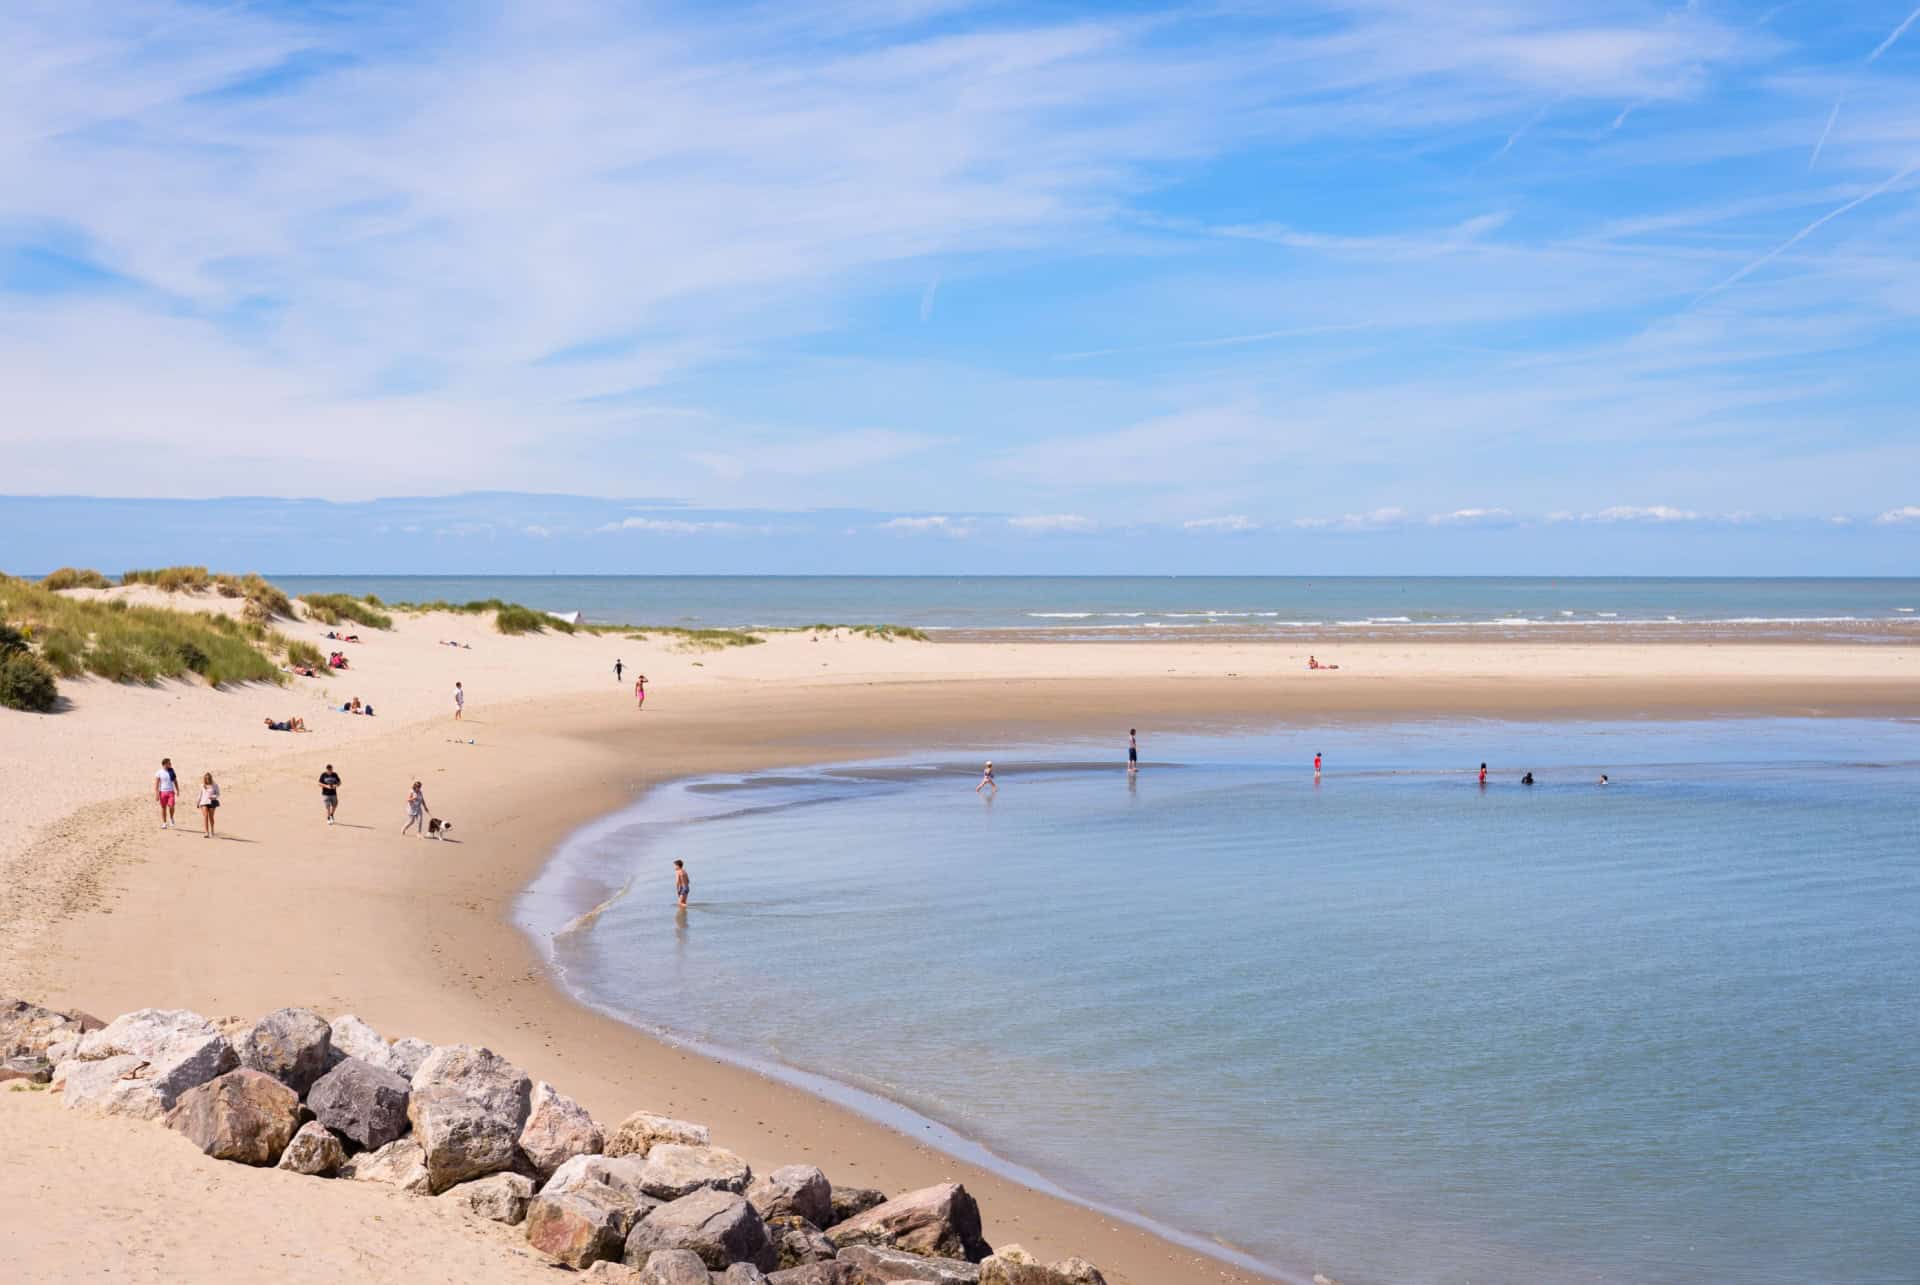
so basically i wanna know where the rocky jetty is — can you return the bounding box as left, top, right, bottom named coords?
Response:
left=5, top=995, right=1120, bottom=1285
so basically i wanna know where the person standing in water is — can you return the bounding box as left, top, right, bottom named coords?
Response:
left=1478, top=762, right=1488, bottom=786
left=1313, top=751, right=1323, bottom=778
left=155, top=757, right=178, bottom=829
left=976, top=760, right=997, bottom=793
left=673, top=859, right=690, bottom=908
left=614, top=658, right=623, bottom=683
left=318, top=764, right=341, bottom=824
left=1127, top=729, right=1139, bottom=775
left=452, top=681, right=465, bottom=721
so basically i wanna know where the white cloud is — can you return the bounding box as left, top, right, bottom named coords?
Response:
left=1427, top=507, right=1516, bottom=527
left=596, top=517, right=751, bottom=535
left=1007, top=514, right=1097, bottom=533
left=1874, top=505, right=1920, bottom=525
left=879, top=515, right=972, bottom=536
left=1292, top=508, right=1409, bottom=532
left=1591, top=505, right=1701, bottom=523
left=1183, top=515, right=1260, bottom=532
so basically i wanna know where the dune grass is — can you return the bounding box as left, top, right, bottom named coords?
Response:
left=285, top=639, right=326, bottom=669
left=301, top=592, right=394, bottom=630
left=39, top=567, right=113, bottom=591
left=621, top=626, right=766, bottom=651
left=0, top=575, right=286, bottom=689
left=785, top=622, right=928, bottom=642
left=122, top=565, right=211, bottom=593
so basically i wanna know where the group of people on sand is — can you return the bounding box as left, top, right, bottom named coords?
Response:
left=336, top=697, right=374, bottom=715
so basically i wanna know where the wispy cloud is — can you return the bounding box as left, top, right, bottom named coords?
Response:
left=1428, top=508, right=1517, bottom=527
left=597, top=517, right=754, bottom=535
left=1694, top=164, right=1919, bottom=300
left=1874, top=505, right=1920, bottom=525
left=1007, top=513, right=1097, bottom=533
left=1183, top=515, right=1260, bottom=532
left=1559, top=506, right=1702, bottom=523
left=1867, top=8, right=1920, bottom=62
left=878, top=515, right=972, bottom=536
left=1292, top=508, right=1409, bottom=532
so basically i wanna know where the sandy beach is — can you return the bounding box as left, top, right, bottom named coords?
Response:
left=4, top=588, right=1917, bottom=1285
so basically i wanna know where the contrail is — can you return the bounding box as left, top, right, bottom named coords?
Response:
left=1808, top=97, right=1841, bottom=167
left=1696, top=164, right=1917, bottom=300
left=1868, top=6, right=1920, bottom=61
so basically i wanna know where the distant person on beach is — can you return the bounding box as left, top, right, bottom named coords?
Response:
left=403, top=781, right=429, bottom=836
left=1308, top=655, right=1339, bottom=670
left=976, top=761, right=997, bottom=793
left=1314, top=752, right=1323, bottom=777
left=1598, top=774, right=1610, bottom=786
left=453, top=681, right=464, bottom=721
left=1478, top=762, right=1488, bottom=786
left=634, top=675, right=646, bottom=710
left=674, top=859, right=690, bottom=909
left=1128, top=729, right=1138, bottom=774
left=319, top=764, right=341, bottom=824
left=198, top=772, right=220, bottom=838
left=155, top=758, right=178, bottom=829
left=614, top=658, right=623, bottom=683
left=1522, top=771, right=1534, bottom=785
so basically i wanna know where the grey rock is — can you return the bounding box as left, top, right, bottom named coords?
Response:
left=0, top=1055, right=52, bottom=1084
left=526, top=1188, right=630, bottom=1268
left=767, top=1215, right=837, bottom=1269
left=58, top=1054, right=146, bottom=1112
left=639, top=1143, right=752, bottom=1200
left=976, top=1249, right=1104, bottom=1285
left=828, top=1187, right=888, bottom=1226
left=766, top=1265, right=861, bottom=1285
left=407, top=1044, right=532, bottom=1193
left=749, top=1165, right=833, bottom=1228
left=341, top=1137, right=432, bottom=1194
left=519, top=1079, right=604, bottom=1179
left=445, top=1171, right=536, bottom=1225
left=636, top=1248, right=713, bottom=1285
left=75, top=1008, right=218, bottom=1061
left=386, top=1037, right=434, bottom=1080
left=60, top=1034, right=237, bottom=1119
left=307, top=1056, right=411, bottom=1151
left=328, top=1014, right=390, bottom=1064
left=838, top=1244, right=980, bottom=1284
left=164, top=1068, right=302, bottom=1166
left=237, top=1007, right=333, bottom=1096
left=583, top=1264, right=647, bottom=1285
left=277, top=1120, right=348, bottom=1176
left=826, top=1184, right=990, bottom=1264
left=606, top=1109, right=711, bottom=1158
left=545, top=1154, right=654, bottom=1206
left=723, top=1266, right=771, bottom=1285
left=0, top=998, right=85, bottom=1059
left=624, top=1188, right=776, bottom=1272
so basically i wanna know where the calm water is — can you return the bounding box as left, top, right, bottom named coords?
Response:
left=522, top=719, right=1920, bottom=1285
left=276, top=575, right=1920, bottom=642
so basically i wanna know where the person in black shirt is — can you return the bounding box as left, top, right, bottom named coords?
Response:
left=319, top=764, right=342, bottom=825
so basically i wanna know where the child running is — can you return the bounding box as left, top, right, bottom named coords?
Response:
left=976, top=760, right=997, bottom=793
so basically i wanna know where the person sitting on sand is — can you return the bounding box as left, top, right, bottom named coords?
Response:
left=349, top=697, right=363, bottom=714
left=976, top=760, right=997, bottom=793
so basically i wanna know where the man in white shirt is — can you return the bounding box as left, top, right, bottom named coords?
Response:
left=154, top=757, right=178, bottom=829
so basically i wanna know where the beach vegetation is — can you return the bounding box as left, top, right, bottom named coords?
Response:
left=788, top=623, right=928, bottom=642
left=0, top=575, right=285, bottom=691
left=122, top=565, right=212, bottom=593
left=621, top=626, right=765, bottom=651
left=301, top=592, right=394, bottom=630
left=0, top=650, right=60, bottom=712
left=493, top=603, right=576, bottom=634
left=285, top=639, right=326, bottom=669
left=39, top=567, right=113, bottom=591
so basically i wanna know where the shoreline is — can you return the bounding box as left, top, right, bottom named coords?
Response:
left=5, top=621, right=1919, bottom=1283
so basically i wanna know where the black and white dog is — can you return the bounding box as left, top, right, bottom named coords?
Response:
left=427, top=818, right=454, bottom=840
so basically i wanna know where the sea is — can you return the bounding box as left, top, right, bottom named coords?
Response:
left=273, top=575, right=1920, bottom=643
left=519, top=717, right=1920, bottom=1285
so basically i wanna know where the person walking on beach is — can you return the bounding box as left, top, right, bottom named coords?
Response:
left=634, top=675, right=646, bottom=710
left=976, top=760, right=997, bottom=793
left=155, top=757, right=178, bottom=829
left=1128, top=729, right=1139, bottom=775
left=673, top=859, right=690, bottom=909
left=614, top=658, right=623, bottom=684
left=452, top=681, right=465, bottom=721
left=402, top=781, right=429, bottom=836
left=319, top=764, right=341, bottom=824
left=197, top=772, right=220, bottom=838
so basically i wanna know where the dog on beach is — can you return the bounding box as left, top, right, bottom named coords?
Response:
left=427, top=818, right=454, bottom=840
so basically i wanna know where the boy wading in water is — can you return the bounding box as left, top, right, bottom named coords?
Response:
left=155, top=758, right=178, bottom=828
left=1127, top=729, right=1139, bottom=775
left=673, top=859, right=690, bottom=909
left=319, top=764, right=341, bottom=824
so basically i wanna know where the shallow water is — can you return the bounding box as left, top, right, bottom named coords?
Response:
left=523, top=719, right=1920, bottom=1285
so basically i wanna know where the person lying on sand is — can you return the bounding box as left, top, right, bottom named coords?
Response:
left=1308, top=655, right=1340, bottom=670
left=264, top=717, right=309, bottom=732
left=287, top=664, right=317, bottom=678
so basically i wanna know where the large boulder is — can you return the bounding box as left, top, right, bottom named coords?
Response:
left=828, top=1187, right=888, bottom=1226
left=624, top=1188, right=775, bottom=1272
left=826, top=1184, right=990, bottom=1263
left=445, top=1171, right=536, bottom=1225
left=766, top=1266, right=859, bottom=1284
left=767, top=1215, right=837, bottom=1268
left=278, top=1121, right=348, bottom=1176
left=341, top=1137, right=432, bottom=1193
left=722, top=1266, right=771, bottom=1285
left=60, top=1034, right=237, bottom=1119
left=525, top=1189, right=630, bottom=1269
left=544, top=1154, right=654, bottom=1209
left=837, top=1244, right=980, bottom=1283
left=749, top=1165, right=833, bottom=1228
left=519, top=1080, right=603, bottom=1179
left=977, top=1248, right=1105, bottom=1285
left=635, top=1249, right=713, bottom=1285
left=605, top=1109, right=711, bottom=1158
left=165, top=1068, right=301, bottom=1165
left=76, top=1008, right=218, bottom=1061
left=0, top=1055, right=52, bottom=1084
left=307, top=1057, right=411, bottom=1151
left=406, top=1044, right=532, bottom=1193
left=640, top=1143, right=752, bottom=1199
left=386, top=1037, right=435, bottom=1080
left=236, top=1007, right=333, bottom=1096
left=0, top=998, right=87, bottom=1058
left=328, top=1014, right=390, bottom=1064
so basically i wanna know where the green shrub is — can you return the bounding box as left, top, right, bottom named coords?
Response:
left=38, top=629, right=85, bottom=677
left=40, top=567, right=112, bottom=591
left=0, top=651, right=58, bottom=712
left=301, top=593, right=392, bottom=630
left=0, top=622, right=25, bottom=656
left=285, top=639, right=325, bottom=669
left=0, top=575, right=284, bottom=690
left=493, top=604, right=550, bottom=635
left=122, top=565, right=211, bottom=593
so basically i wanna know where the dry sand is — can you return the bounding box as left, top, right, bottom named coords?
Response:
left=3, top=587, right=1916, bottom=1285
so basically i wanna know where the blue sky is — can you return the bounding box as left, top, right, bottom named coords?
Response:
left=3, top=1, right=1919, bottom=572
